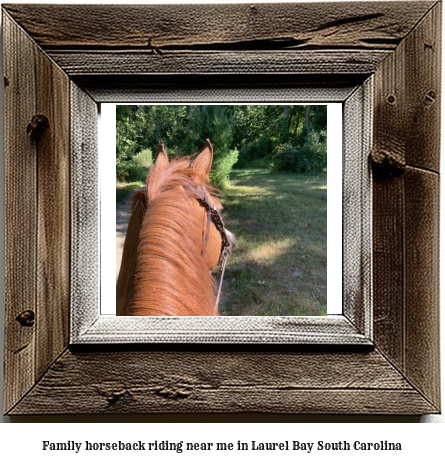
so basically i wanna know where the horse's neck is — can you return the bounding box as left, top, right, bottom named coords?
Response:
left=130, top=197, right=217, bottom=316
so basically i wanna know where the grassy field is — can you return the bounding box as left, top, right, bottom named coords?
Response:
left=217, top=169, right=327, bottom=316
left=116, top=167, right=327, bottom=316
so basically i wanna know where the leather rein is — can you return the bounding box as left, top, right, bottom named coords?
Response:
left=187, top=185, right=231, bottom=313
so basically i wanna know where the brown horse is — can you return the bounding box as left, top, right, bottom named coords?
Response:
left=116, top=140, right=235, bottom=316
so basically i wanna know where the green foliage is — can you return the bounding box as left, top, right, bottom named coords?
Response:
left=116, top=104, right=328, bottom=183
left=181, top=106, right=239, bottom=188
left=116, top=149, right=152, bottom=182
left=116, top=106, right=150, bottom=181
left=236, top=135, right=276, bottom=168
left=272, top=129, right=327, bottom=173
left=116, top=160, right=140, bottom=182
left=132, top=149, right=153, bottom=168
left=270, top=143, right=299, bottom=173
left=212, top=149, right=239, bottom=187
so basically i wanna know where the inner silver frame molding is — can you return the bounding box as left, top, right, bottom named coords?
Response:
left=70, top=81, right=373, bottom=345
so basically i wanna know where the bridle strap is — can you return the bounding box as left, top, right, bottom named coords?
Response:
left=201, top=196, right=212, bottom=258
left=187, top=184, right=231, bottom=313
left=214, top=250, right=229, bottom=314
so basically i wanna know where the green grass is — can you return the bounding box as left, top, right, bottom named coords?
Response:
left=216, top=169, right=327, bottom=316
left=116, top=150, right=151, bottom=203
left=116, top=181, right=145, bottom=204
left=116, top=164, right=327, bottom=316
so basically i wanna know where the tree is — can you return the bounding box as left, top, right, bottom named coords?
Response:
left=116, top=105, right=239, bottom=187
left=116, top=104, right=328, bottom=180
left=271, top=105, right=327, bottom=173
left=185, top=105, right=238, bottom=187
left=304, top=105, right=312, bottom=135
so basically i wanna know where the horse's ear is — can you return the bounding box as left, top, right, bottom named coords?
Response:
left=155, top=144, right=169, bottom=169
left=192, top=139, right=213, bottom=176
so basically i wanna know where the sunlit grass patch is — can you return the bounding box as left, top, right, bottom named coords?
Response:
left=248, top=239, right=297, bottom=265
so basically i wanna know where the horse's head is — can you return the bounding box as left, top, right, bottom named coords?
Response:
left=117, top=139, right=236, bottom=316
left=152, top=139, right=236, bottom=272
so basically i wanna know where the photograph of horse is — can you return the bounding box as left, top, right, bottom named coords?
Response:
left=116, top=140, right=236, bottom=316
left=115, top=105, right=328, bottom=317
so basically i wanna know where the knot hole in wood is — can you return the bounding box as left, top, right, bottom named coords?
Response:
left=27, top=114, right=49, bottom=141
left=16, top=310, right=35, bottom=327
left=370, top=148, right=405, bottom=178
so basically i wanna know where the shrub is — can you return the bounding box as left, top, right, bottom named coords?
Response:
left=235, top=135, right=276, bottom=169
left=271, top=143, right=299, bottom=172
left=211, top=148, right=239, bottom=188
left=116, top=148, right=153, bottom=182
left=116, top=160, right=145, bottom=182
left=132, top=148, right=153, bottom=168
left=272, top=130, right=327, bottom=173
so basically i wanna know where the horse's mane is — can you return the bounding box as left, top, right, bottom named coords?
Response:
left=130, top=157, right=219, bottom=316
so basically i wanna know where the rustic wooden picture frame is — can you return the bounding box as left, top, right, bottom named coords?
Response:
left=75, top=88, right=371, bottom=344
left=2, top=2, right=441, bottom=415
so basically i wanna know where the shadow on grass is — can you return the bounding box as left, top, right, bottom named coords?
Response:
left=216, top=169, right=328, bottom=317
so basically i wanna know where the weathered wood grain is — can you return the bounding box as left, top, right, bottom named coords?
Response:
left=74, top=315, right=370, bottom=346
left=372, top=1, right=441, bottom=173
left=404, top=2, right=441, bottom=172
left=70, top=83, right=99, bottom=338
left=342, top=81, right=372, bottom=336
left=372, top=176, right=405, bottom=367
left=47, top=50, right=390, bottom=76
left=404, top=167, right=440, bottom=409
left=3, top=11, right=72, bottom=412
left=2, top=2, right=435, bottom=50
left=372, top=2, right=441, bottom=412
left=3, top=2, right=433, bottom=82
left=372, top=32, right=406, bottom=369
left=401, top=2, right=441, bottom=410
left=8, top=348, right=438, bottom=415
left=3, top=12, right=38, bottom=414
left=35, top=38, right=70, bottom=381
left=2, top=2, right=441, bottom=416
